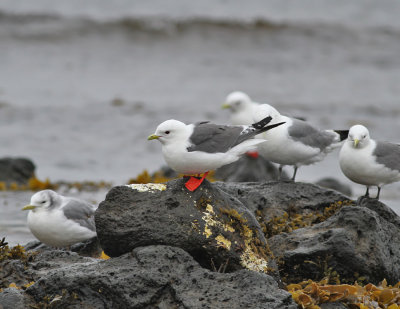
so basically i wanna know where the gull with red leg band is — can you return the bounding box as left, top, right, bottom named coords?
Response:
left=148, top=117, right=284, bottom=191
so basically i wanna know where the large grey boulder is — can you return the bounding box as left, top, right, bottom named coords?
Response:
left=214, top=155, right=288, bottom=182
left=216, top=181, right=400, bottom=284
left=268, top=199, right=400, bottom=284
left=1, top=246, right=297, bottom=309
left=216, top=181, right=351, bottom=222
left=95, top=179, right=278, bottom=276
left=0, top=288, right=29, bottom=309
left=0, top=157, right=35, bottom=185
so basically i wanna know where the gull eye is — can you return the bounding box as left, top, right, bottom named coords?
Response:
left=165, top=131, right=170, bottom=135
left=41, top=201, right=46, bottom=204
left=362, top=134, right=366, bottom=139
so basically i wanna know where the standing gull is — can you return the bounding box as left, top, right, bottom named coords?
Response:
left=148, top=116, right=285, bottom=191
left=339, top=124, right=400, bottom=199
left=222, top=91, right=260, bottom=125
left=222, top=91, right=263, bottom=158
left=253, top=104, right=348, bottom=181
left=22, top=190, right=97, bottom=247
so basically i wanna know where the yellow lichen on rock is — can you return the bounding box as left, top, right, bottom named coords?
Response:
left=126, top=183, right=167, bottom=193
left=215, top=235, right=232, bottom=250
left=218, top=208, right=273, bottom=273
left=239, top=244, right=270, bottom=272
left=200, top=204, right=235, bottom=239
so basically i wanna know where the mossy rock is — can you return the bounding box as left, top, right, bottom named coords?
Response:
left=95, top=178, right=278, bottom=277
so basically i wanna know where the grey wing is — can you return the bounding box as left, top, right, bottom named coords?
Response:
left=187, top=122, right=244, bottom=153
left=374, top=141, right=400, bottom=172
left=288, top=119, right=336, bottom=150
left=62, top=199, right=97, bottom=232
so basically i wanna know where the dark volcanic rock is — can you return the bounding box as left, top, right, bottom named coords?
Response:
left=215, top=181, right=351, bottom=222
left=2, top=245, right=296, bottom=309
left=315, top=177, right=352, bottom=196
left=215, top=181, right=400, bottom=284
left=95, top=179, right=277, bottom=276
left=215, top=155, right=289, bottom=182
left=0, top=157, right=35, bottom=185
left=0, top=288, right=30, bottom=309
left=268, top=202, right=400, bottom=284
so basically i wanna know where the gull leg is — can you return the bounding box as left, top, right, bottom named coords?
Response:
left=292, top=166, right=298, bottom=181
left=278, top=165, right=283, bottom=180
left=364, top=186, right=370, bottom=197
left=376, top=186, right=381, bottom=200
left=185, top=172, right=209, bottom=191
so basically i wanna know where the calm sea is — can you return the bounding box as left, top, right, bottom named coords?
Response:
left=1, top=0, right=399, bottom=244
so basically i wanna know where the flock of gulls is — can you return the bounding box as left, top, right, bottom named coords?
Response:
left=22, top=91, right=400, bottom=249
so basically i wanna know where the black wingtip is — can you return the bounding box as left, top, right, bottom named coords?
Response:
left=252, top=116, right=272, bottom=129
left=334, top=130, right=349, bottom=141
left=263, top=121, right=286, bottom=132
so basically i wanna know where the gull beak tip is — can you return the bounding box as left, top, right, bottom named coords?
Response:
left=147, top=134, right=159, bottom=141
left=221, top=103, right=230, bottom=109
left=22, top=205, right=35, bottom=211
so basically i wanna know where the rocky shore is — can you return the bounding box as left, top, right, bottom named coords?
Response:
left=1, top=171, right=400, bottom=308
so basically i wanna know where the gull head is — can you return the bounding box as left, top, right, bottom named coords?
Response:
left=22, top=190, right=59, bottom=212
left=348, top=124, right=370, bottom=149
left=252, top=103, right=281, bottom=123
left=222, top=91, right=252, bottom=112
left=148, top=119, right=189, bottom=145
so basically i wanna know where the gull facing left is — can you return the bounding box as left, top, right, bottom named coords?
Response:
left=222, top=91, right=260, bottom=125
left=22, top=190, right=97, bottom=247
left=148, top=116, right=284, bottom=191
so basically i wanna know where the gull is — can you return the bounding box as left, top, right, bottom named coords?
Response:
left=253, top=104, right=348, bottom=181
left=22, top=190, right=97, bottom=248
left=339, top=124, right=400, bottom=199
left=148, top=116, right=285, bottom=191
left=222, top=91, right=260, bottom=125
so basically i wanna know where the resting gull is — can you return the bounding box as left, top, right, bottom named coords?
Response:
left=22, top=190, right=97, bottom=247
left=253, top=104, right=348, bottom=181
left=148, top=116, right=285, bottom=191
left=339, top=124, right=400, bottom=199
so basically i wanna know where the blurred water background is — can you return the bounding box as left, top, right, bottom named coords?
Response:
left=1, top=0, right=400, bottom=245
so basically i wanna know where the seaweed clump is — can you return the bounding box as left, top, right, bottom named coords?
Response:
left=288, top=278, right=400, bottom=308
left=0, top=177, right=111, bottom=191
left=0, top=238, right=36, bottom=291
left=258, top=200, right=355, bottom=239
left=0, top=238, right=33, bottom=264
left=128, top=169, right=219, bottom=184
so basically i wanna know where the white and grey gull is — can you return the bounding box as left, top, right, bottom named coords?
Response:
left=339, top=124, right=400, bottom=199
left=222, top=91, right=260, bottom=125
left=148, top=116, right=285, bottom=191
left=252, top=103, right=348, bottom=181
left=22, top=190, right=97, bottom=248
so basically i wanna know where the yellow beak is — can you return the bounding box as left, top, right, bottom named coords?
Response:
left=353, top=139, right=359, bottom=148
left=221, top=103, right=231, bottom=109
left=147, top=134, right=159, bottom=140
left=22, top=205, right=36, bottom=211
